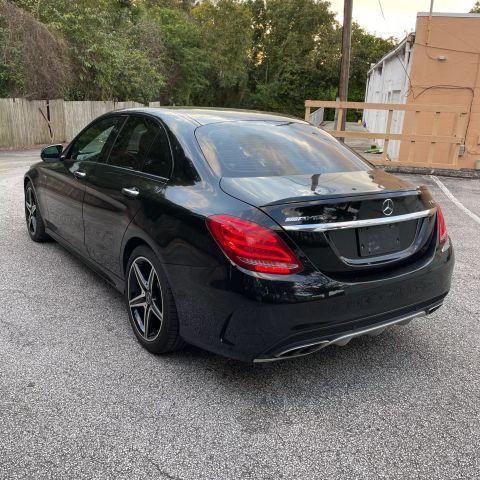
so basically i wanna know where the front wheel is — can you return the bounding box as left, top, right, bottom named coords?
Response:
left=125, top=245, right=184, bottom=354
left=25, top=183, right=49, bottom=242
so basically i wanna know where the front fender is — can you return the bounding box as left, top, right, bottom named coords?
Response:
left=24, top=166, right=49, bottom=220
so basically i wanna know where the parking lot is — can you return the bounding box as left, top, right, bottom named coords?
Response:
left=0, top=149, right=479, bottom=479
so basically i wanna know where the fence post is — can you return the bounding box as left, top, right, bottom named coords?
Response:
left=381, top=109, right=394, bottom=162
left=304, top=105, right=311, bottom=122
left=336, top=107, right=345, bottom=142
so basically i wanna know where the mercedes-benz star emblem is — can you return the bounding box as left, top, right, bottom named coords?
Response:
left=382, top=198, right=394, bottom=216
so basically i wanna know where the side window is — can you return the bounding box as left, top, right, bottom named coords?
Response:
left=107, top=116, right=157, bottom=171
left=70, top=116, right=118, bottom=162
left=142, top=126, right=173, bottom=179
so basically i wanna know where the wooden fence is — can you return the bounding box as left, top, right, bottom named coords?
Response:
left=0, top=98, right=161, bottom=149
left=305, top=100, right=469, bottom=169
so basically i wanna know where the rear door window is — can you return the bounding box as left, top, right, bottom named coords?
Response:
left=142, top=126, right=173, bottom=179
left=195, top=121, right=369, bottom=177
left=107, top=116, right=158, bottom=171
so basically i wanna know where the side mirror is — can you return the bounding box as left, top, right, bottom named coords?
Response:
left=40, top=144, right=63, bottom=162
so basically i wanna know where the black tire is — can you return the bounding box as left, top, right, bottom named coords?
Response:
left=125, top=245, right=185, bottom=354
left=24, top=182, right=49, bottom=242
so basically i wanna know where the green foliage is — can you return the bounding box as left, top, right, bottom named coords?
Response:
left=0, top=17, right=23, bottom=96
left=1, top=0, right=396, bottom=115
left=192, top=0, right=252, bottom=106
left=0, top=0, right=71, bottom=97
left=146, top=6, right=210, bottom=104
left=246, top=0, right=339, bottom=115
left=471, top=2, right=480, bottom=13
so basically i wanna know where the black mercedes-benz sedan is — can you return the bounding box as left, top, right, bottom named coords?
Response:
left=24, top=108, right=454, bottom=362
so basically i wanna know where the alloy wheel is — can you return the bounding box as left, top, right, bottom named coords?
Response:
left=25, top=187, right=38, bottom=235
left=127, top=257, right=164, bottom=341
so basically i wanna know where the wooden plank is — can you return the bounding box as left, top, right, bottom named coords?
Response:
left=0, top=98, right=148, bottom=148
left=382, top=109, right=394, bottom=161
left=49, top=99, right=66, bottom=143
left=304, top=106, right=311, bottom=122
left=0, top=99, right=8, bottom=147
left=335, top=108, right=344, bottom=132
left=324, top=130, right=463, bottom=144
left=305, top=100, right=467, bottom=113
left=368, top=159, right=452, bottom=168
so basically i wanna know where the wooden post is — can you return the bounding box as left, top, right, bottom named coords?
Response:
left=381, top=109, right=394, bottom=162
left=336, top=108, right=345, bottom=134
left=305, top=105, right=311, bottom=122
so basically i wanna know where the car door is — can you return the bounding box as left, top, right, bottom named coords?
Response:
left=44, top=115, right=120, bottom=254
left=82, top=115, right=161, bottom=276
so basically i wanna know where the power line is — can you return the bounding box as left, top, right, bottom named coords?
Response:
left=377, top=0, right=386, bottom=22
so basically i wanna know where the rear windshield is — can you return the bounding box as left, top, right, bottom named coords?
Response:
left=195, top=121, right=369, bottom=178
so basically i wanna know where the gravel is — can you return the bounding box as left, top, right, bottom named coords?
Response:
left=0, top=150, right=479, bottom=479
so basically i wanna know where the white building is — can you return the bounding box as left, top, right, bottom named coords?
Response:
left=363, top=34, right=414, bottom=159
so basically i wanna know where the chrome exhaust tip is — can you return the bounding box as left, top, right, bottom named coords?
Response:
left=274, top=341, right=330, bottom=359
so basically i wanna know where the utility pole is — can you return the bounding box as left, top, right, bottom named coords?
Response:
left=338, top=0, right=353, bottom=139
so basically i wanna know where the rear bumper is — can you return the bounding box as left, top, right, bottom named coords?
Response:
left=253, top=299, right=444, bottom=362
left=166, top=240, right=454, bottom=362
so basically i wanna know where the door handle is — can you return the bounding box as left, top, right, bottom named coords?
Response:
left=73, top=170, right=87, bottom=179
left=121, top=187, right=140, bottom=198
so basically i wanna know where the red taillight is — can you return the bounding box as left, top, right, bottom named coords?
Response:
left=436, top=203, right=448, bottom=244
left=206, top=215, right=303, bottom=275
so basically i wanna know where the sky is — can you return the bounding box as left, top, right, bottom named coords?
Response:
left=328, top=0, right=477, bottom=39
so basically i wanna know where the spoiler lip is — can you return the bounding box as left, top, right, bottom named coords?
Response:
left=260, top=187, right=421, bottom=207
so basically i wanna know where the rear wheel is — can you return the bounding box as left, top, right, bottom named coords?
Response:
left=25, top=182, right=49, bottom=242
left=125, top=245, right=184, bottom=354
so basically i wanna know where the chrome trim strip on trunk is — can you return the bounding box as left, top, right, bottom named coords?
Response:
left=282, top=207, right=436, bottom=232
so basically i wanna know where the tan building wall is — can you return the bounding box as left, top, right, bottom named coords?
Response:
left=399, top=13, right=480, bottom=169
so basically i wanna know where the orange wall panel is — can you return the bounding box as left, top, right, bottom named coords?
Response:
left=399, top=14, right=480, bottom=169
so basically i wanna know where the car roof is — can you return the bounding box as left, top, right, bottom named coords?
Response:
left=113, top=107, right=307, bottom=126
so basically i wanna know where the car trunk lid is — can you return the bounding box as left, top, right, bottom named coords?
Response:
left=220, top=170, right=437, bottom=277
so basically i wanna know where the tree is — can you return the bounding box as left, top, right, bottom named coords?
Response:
left=247, top=0, right=338, bottom=115
left=471, top=2, right=480, bottom=13
left=7, top=0, right=166, bottom=102
left=1, top=0, right=396, bottom=116
left=192, top=0, right=252, bottom=106
left=0, top=0, right=71, bottom=97
left=145, top=5, right=210, bottom=105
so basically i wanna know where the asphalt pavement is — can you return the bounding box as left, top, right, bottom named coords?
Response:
left=0, top=149, right=479, bottom=479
